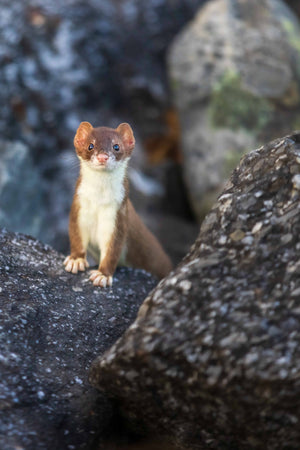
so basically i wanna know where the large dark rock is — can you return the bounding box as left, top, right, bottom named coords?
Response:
left=90, top=133, right=300, bottom=449
left=0, top=228, right=157, bottom=450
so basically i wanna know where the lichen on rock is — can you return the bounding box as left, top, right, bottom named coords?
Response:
left=209, top=71, right=273, bottom=133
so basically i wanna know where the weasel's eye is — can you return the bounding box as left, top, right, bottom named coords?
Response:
left=88, top=143, right=94, bottom=151
left=113, top=144, right=120, bottom=151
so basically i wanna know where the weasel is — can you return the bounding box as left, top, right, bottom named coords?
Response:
left=63, top=121, right=173, bottom=287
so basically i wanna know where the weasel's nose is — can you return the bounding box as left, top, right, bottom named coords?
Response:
left=97, top=153, right=109, bottom=164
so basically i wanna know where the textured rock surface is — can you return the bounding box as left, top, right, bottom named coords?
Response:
left=90, top=133, right=300, bottom=449
left=0, top=228, right=157, bottom=450
left=168, top=0, right=300, bottom=221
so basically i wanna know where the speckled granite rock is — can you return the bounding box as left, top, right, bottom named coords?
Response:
left=0, top=228, right=157, bottom=450
left=90, top=133, right=300, bottom=449
left=168, top=0, right=300, bottom=221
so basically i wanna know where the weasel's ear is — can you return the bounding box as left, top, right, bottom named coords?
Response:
left=117, top=123, right=135, bottom=151
left=74, top=122, right=93, bottom=148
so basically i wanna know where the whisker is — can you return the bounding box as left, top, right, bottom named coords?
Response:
left=60, top=151, right=80, bottom=175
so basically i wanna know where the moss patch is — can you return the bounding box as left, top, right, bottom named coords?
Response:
left=170, top=76, right=180, bottom=92
left=209, top=71, right=273, bottom=133
left=281, top=19, right=300, bottom=54
left=281, top=18, right=300, bottom=81
left=223, top=148, right=246, bottom=176
left=292, top=113, right=300, bottom=130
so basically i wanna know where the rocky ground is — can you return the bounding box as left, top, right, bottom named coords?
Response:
left=0, top=228, right=157, bottom=450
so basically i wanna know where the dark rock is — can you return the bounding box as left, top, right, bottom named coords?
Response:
left=285, top=0, right=300, bottom=17
left=141, top=212, right=199, bottom=266
left=90, top=133, right=300, bottom=449
left=0, top=228, right=157, bottom=450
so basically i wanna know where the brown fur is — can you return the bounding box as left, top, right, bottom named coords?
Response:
left=74, top=122, right=135, bottom=163
left=99, top=200, right=128, bottom=277
left=65, top=121, right=173, bottom=284
left=68, top=176, right=86, bottom=259
left=126, top=200, right=172, bottom=278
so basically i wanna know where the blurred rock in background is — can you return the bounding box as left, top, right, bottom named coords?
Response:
left=0, top=0, right=206, bottom=155
left=0, top=0, right=204, bottom=262
left=286, top=0, right=300, bottom=17
left=0, top=140, right=48, bottom=240
left=168, top=0, right=300, bottom=221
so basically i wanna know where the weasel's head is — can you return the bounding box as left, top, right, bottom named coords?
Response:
left=74, top=122, right=135, bottom=171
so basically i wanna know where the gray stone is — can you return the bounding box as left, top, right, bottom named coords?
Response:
left=168, top=0, right=300, bottom=221
left=90, top=133, right=300, bottom=449
left=0, top=228, right=157, bottom=449
left=0, top=141, right=47, bottom=241
left=285, top=0, right=300, bottom=18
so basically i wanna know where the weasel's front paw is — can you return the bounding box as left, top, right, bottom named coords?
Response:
left=64, top=256, right=89, bottom=274
left=89, top=270, right=113, bottom=288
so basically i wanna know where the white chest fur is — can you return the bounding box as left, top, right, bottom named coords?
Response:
left=77, top=161, right=127, bottom=260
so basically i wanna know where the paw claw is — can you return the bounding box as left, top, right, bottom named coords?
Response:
left=64, top=256, right=89, bottom=274
left=64, top=255, right=71, bottom=265
left=89, top=270, right=113, bottom=288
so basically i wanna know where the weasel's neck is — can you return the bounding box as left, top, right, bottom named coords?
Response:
left=78, top=160, right=128, bottom=206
